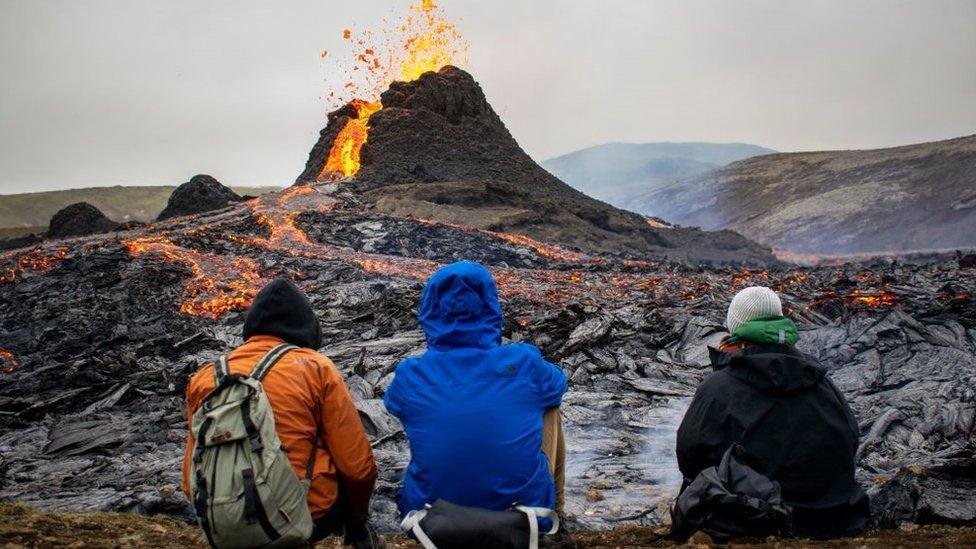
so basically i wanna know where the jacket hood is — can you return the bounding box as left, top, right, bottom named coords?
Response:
left=418, top=261, right=502, bottom=351
left=710, top=343, right=826, bottom=394
left=243, top=278, right=322, bottom=349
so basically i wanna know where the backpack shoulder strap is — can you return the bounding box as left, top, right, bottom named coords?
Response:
left=213, top=355, right=230, bottom=386
left=249, top=343, right=298, bottom=381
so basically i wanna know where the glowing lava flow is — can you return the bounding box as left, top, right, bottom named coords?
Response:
left=116, top=184, right=907, bottom=319
left=321, top=99, right=383, bottom=179
left=0, top=246, right=69, bottom=284
left=318, top=0, right=468, bottom=181
left=849, top=289, right=901, bottom=308
left=124, top=236, right=266, bottom=318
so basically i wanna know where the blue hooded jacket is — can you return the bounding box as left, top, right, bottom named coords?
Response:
left=384, top=261, right=568, bottom=516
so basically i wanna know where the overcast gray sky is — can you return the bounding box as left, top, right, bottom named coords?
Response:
left=1, top=0, right=974, bottom=193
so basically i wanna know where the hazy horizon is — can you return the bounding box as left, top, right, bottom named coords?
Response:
left=1, top=0, right=974, bottom=194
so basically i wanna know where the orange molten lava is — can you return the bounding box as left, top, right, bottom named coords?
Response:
left=0, top=246, right=69, bottom=284
left=124, top=236, right=265, bottom=318
left=0, top=349, right=19, bottom=374
left=849, top=289, right=900, bottom=308
left=319, top=0, right=468, bottom=181
left=399, top=0, right=468, bottom=82
left=321, top=99, right=383, bottom=180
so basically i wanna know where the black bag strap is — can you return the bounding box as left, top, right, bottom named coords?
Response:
left=194, top=470, right=217, bottom=548
left=212, top=355, right=230, bottom=386
left=240, top=389, right=264, bottom=454
left=242, top=468, right=282, bottom=541
left=192, top=418, right=213, bottom=463
left=249, top=343, right=297, bottom=381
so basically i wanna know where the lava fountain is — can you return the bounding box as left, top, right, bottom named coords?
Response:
left=317, top=0, right=469, bottom=181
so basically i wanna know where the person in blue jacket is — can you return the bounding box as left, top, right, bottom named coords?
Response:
left=384, top=261, right=568, bottom=521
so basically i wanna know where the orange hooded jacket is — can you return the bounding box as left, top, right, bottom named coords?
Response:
left=181, top=280, right=377, bottom=520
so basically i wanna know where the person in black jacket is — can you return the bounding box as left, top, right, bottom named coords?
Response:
left=676, top=286, right=870, bottom=538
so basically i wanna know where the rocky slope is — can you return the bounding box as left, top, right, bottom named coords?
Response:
left=633, top=135, right=976, bottom=255
left=543, top=142, right=774, bottom=210
left=297, top=67, right=773, bottom=265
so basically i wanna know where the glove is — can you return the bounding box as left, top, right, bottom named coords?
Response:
left=343, top=518, right=385, bottom=549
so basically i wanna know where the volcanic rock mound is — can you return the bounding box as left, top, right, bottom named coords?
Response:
left=297, top=67, right=774, bottom=265
left=46, top=202, right=119, bottom=239
left=156, top=175, right=242, bottom=221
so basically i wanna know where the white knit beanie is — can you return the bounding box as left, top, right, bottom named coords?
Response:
left=726, top=286, right=783, bottom=335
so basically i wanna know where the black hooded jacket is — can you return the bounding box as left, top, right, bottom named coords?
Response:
left=676, top=344, right=870, bottom=538
left=242, top=278, right=322, bottom=349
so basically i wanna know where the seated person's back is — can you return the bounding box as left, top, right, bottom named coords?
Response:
left=676, top=286, right=869, bottom=538
left=384, top=262, right=567, bottom=515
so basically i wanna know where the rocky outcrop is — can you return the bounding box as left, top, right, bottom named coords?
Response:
left=46, top=203, right=119, bottom=239
left=156, top=175, right=242, bottom=221
left=296, top=67, right=774, bottom=265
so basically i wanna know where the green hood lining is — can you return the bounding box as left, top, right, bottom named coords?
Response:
left=728, top=316, right=799, bottom=346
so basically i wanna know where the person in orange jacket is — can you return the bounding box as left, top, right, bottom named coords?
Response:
left=182, top=278, right=382, bottom=547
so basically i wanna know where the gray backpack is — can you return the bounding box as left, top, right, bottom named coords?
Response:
left=189, top=343, right=316, bottom=548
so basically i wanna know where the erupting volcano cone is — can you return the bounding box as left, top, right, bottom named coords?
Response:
left=297, top=66, right=774, bottom=264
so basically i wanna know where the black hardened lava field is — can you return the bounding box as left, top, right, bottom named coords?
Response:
left=1, top=183, right=974, bottom=531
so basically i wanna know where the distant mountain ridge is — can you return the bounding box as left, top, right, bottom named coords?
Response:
left=0, top=185, right=281, bottom=229
left=542, top=142, right=775, bottom=208
left=632, top=134, right=976, bottom=255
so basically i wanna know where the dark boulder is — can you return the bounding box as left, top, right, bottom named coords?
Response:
left=46, top=202, right=119, bottom=239
left=156, top=175, right=241, bottom=221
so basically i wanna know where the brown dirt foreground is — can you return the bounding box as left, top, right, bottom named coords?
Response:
left=2, top=505, right=975, bottom=549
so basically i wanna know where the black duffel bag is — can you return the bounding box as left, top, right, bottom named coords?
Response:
left=400, top=499, right=559, bottom=549
left=671, top=444, right=792, bottom=542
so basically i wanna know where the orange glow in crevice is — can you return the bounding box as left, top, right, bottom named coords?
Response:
left=0, top=246, right=69, bottom=284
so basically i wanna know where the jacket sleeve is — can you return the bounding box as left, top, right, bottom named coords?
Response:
left=382, top=361, right=406, bottom=418
left=317, top=358, right=378, bottom=520
left=529, top=347, right=567, bottom=410
left=181, top=368, right=209, bottom=498
left=675, top=378, right=729, bottom=485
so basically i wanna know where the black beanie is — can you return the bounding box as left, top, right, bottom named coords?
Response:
left=242, top=278, right=323, bottom=349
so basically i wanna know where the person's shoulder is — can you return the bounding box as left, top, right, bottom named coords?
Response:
left=500, top=342, right=560, bottom=377
left=695, top=368, right=735, bottom=397
left=500, top=342, right=545, bottom=360
left=391, top=354, right=422, bottom=379
left=187, top=362, right=216, bottom=399
left=293, top=347, right=334, bottom=366
left=279, top=348, right=340, bottom=383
